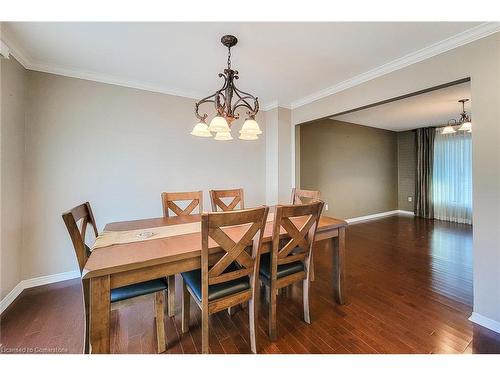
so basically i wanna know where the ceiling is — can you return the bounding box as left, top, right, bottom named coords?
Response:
left=332, top=81, right=471, bottom=131
left=1, top=22, right=488, bottom=108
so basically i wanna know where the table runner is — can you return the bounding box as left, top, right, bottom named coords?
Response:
left=91, top=212, right=275, bottom=251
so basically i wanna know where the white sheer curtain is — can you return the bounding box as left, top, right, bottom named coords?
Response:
left=432, top=129, right=472, bottom=224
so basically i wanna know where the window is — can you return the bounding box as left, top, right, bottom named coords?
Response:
left=432, top=130, right=472, bottom=224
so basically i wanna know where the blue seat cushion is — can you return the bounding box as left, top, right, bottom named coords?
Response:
left=181, top=262, right=250, bottom=302
left=259, top=253, right=305, bottom=283
left=110, top=278, right=168, bottom=303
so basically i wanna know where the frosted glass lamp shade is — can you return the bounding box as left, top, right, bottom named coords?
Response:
left=441, top=125, right=456, bottom=135
left=458, top=121, right=472, bottom=132
left=239, top=133, right=258, bottom=140
left=214, top=131, right=233, bottom=141
left=208, top=116, right=230, bottom=133
left=240, top=118, right=262, bottom=135
left=190, top=121, right=212, bottom=137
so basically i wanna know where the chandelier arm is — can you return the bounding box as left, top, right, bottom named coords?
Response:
left=233, top=85, right=259, bottom=115
left=194, top=94, right=217, bottom=121
left=233, top=98, right=256, bottom=112
left=232, top=89, right=254, bottom=109
left=233, top=85, right=257, bottom=102
left=233, top=103, right=256, bottom=116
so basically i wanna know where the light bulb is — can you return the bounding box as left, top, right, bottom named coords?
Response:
left=214, top=131, right=233, bottom=141
left=239, top=133, right=258, bottom=140
left=190, top=121, right=212, bottom=137
left=458, top=121, right=472, bottom=132
left=208, top=116, right=230, bottom=133
left=441, top=125, right=456, bottom=135
left=240, top=118, right=262, bottom=135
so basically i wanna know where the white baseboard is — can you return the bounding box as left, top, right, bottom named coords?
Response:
left=397, top=210, right=415, bottom=216
left=469, top=312, right=500, bottom=334
left=0, top=270, right=80, bottom=314
left=346, top=209, right=414, bottom=224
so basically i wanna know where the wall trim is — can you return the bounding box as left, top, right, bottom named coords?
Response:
left=0, top=33, right=280, bottom=110
left=4, top=23, right=500, bottom=114
left=346, top=209, right=414, bottom=224
left=469, top=312, right=500, bottom=334
left=290, top=22, right=500, bottom=109
left=0, top=270, right=80, bottom=314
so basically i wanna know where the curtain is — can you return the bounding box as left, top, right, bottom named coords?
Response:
left=415, top=127, right=435, bottom=218
left=432, top=129, right=472, bottom=224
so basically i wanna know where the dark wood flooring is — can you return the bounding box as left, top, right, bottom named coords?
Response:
left=2, top=215, right=500, bottom=354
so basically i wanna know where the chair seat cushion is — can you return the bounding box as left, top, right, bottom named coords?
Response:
left=181, top=262, right=250, bottom=302
left=259, top=253, right=305, bottom=282
left=110, top=278, right=168, bottom=303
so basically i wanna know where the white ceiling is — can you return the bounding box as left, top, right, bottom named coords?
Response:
left=332, top=81, right=471, bottom=131
left=1, top=22, right=487, bottom=108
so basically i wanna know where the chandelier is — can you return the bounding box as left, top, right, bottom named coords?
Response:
left=441, top=99, right=472, bottom=135
left=190, top=35, right=261, bottom=141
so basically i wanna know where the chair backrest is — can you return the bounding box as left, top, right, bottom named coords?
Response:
left=62, top=202, right=99, bottom=274
left=290, top=188, right=321, bottom=205
left=271, top=201, right=324, bottom=279
left=209, top=188, right=245, bottom=212
left=161, top=191, right=203, bottom=217
left=61, top=201, right=98, bottom=354
left=201, top=206, right=269, bottom=301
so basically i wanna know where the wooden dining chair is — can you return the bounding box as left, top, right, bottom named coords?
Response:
left=209, top=188, right=244, bottom=212
left=260, top=201, right=324, bottom=341
left=161, top=191, right=203, bottom=316
left=161, top=191, right=203, bottom=217
left=290, top=188, right=321, bottom=282
left=62, top=202, right=168, bottom=353
left=180, top=206, right=269, bottom=353
left=290, top=188, right=321, bottom=205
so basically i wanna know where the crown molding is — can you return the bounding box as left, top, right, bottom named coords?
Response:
left=261, top=101, right=292, bottom=111
left=0, top=32, right=30, bottom=68
left=30, top=61, right=208, bottom=100
left=2, top=29, right=278, bottom=107
left=290, top=22, right=500, bottom=109
left=4, top=23, right=499, bottom=112
left=0, top=39, right=11, bottom=58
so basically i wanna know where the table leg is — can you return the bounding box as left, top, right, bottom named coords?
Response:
left=167, top=275, right=176, bottom=317
left=90, top=275, right=111, bottom=353
left=332, top=227, right=346, bottom=305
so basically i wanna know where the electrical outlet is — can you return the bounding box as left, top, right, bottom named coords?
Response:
left=325, top=204, right=329, bottom=211
left=408, top=196, right=413, bottom=202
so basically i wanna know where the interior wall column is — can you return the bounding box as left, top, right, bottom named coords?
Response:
left=265, top=106, right=292, bottom=205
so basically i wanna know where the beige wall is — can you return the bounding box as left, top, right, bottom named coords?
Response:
left=278, top=107, right=292, bottom=203
left=265, top=107, right=292, bottom=205
left=300, top=119, right=398, bottom=219
left=21, top=71, right=267, bottom=279
left=397, top=130, right=415, bottom=212
left=292, top=33, right=500, bottom=326
left=0, top=56, right=27, bottom=299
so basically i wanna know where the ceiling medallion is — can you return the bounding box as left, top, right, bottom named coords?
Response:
left=191, top=35, right=261, bottom=141
left=441, top=98, right=472, bottom=135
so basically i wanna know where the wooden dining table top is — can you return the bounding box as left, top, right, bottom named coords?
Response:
left=82, top=213, right=347, bottom=280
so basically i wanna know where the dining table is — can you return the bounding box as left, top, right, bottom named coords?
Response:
left=82, top=210, right=348, bottom=354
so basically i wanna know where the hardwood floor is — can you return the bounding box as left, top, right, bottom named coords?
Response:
left=1, top=215, right=499, bottom=354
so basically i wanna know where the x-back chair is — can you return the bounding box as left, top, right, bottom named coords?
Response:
left=62, top=202, right=168, bottom=353
left=161, top=190, right=203, bottom=217
left=290, top=188, right=321, bottom=281
left=180, top=206, right=269, bottom=353
left=290, top=188, right=321, bottom=205
left=260, top=201, right=324, bottom=340
left=161, top=191, right=203, bottom=316
left=209, top=188, right=244, bottom=212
